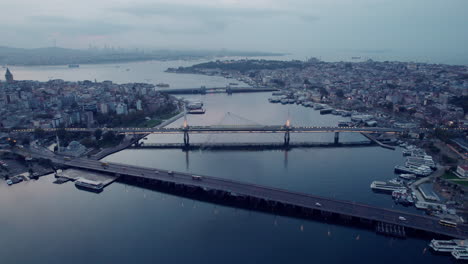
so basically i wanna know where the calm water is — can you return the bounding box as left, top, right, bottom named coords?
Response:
left=0, top=62, right=453, bottom=263
left=7, top=59, right=249, bottom=88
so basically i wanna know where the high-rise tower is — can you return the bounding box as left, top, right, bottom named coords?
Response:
left=5, top=68, right=13, bottom=83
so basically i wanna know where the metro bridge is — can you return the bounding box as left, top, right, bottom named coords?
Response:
left=11, top=124, right=467, bottom=146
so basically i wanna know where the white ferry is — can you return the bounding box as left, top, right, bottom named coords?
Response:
left=399, top=174, right=416, bottom=180
left=75, top=178, right=104, bottom=191
left=452, top=249, right=468, bottom=260
left=429, top=239, right=468, bottom=252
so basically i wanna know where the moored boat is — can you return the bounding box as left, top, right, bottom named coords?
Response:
left=75, top=178, right=104, bottom=191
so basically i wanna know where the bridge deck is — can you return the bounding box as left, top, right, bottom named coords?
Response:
left=44, top=156, right=468, bottom=239
left=134, top=141, right=374, bottom=149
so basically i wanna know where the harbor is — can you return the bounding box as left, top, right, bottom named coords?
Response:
left=1, top=63, right=465, bottom=263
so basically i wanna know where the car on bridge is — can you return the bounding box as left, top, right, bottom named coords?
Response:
left=398, top=216, right=407, bottom=221
left=192, top=175, right=202, bottom=181
left=315, top=202, right=322, bottom=207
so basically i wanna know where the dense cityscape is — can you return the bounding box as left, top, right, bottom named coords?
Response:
left=2, top=0, right=468, bottom=263
left=1, top=57, right=468, bottom=263
left=171, top=59, right=468, bottom=129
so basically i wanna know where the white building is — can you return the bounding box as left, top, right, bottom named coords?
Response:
left=99, top=103, right=109, bottom=114
left=456, top=165, right=468, bottom=178
left=136, top=100, right=142, bottom=111
left=116, top=103, right=128, bottom=115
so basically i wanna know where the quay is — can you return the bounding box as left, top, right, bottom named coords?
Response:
left=55, top=169, right=118, bottom=187
left=19, top=149, right=468, bottom=240
left=91, top=111, right=185, bottom=160
left=133, top=141, right=375, bottom=150
left=361, top=133, right=396, bottom=150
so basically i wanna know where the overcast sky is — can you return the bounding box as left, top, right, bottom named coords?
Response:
left=2, top=0, right=467, bottom=61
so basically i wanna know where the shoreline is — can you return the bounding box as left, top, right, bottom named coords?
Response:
left=92, top=111, right=185, bottom=160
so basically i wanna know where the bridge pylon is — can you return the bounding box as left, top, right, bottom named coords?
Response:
left=284, top=118, right=291, bottom=146
left=182, top=106, right=190, bottom=146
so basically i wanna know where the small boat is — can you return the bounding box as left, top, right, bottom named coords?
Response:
left=156, top=83, right=170, bottom=87
left=68, top=64, right=79, bottom=68
left=188, top=108, right=206, bottom=114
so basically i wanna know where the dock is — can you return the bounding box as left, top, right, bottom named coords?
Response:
left=55, top=169, right=118, bottom=187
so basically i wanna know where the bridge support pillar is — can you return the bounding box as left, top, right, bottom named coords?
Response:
left=284, top=131, right=290, bottom=146
left=183, top=131, right=190, bottom=146
left=334, top=132, right=339, bottom=144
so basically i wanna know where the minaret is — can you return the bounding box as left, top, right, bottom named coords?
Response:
left=5, top=68, right=13, bottom=83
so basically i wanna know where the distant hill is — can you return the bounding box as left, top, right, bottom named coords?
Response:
left=0, top=46, right=285, bottom=66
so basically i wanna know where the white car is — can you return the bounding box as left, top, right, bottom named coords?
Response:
left=398, top=216, right=407, bottom=221
left=315, top=202, right=322, bottom=207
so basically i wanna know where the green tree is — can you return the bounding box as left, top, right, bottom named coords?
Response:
left=318, top=87, right=329, bottom=97
left=56, top=128, right=67, bottom=141
left=34, top=128, right=46, bottom=139
left=94, top=129, right=103, bottom=141
left=335, top=89, right=344, bottom=98
left=102, top=131, right=116, bottom=143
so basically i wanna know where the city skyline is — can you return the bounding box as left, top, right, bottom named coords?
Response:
left=1, top=0, right=467, bottom=64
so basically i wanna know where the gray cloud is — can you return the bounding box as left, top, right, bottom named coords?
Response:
left=27, top=15, right=133, bottom=35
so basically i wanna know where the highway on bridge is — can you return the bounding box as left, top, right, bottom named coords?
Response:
left=13, top=125, right=406, bottom=134
left=12, top=125, right=467, bottom=135
left=20, top=148, right=468, bottom=240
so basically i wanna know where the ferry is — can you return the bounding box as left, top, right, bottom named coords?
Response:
left=188, top=108, right=206, bottom=114
left=320, top=109, right=333, bottom=115
left=272, top=91, right=286, bottom=96
left=156, top=83, right=170, bottom=88
left=75, top=178, right=104, bottom=191
left=338, top=121, right=353, bottom=127
left=452, top=249, right=468, bottom=260
left=394, top=165, right=431, bottom=177
left=429, top=239, right=468, bottom=252
left=314, top=104, right=325, bottom=110
left=268, top=97, right=281, bottom=103
left=399, top=174, right=416, bottom=180
left=406, top=157, right=436, bottom=169
left=392, top=189, right=415, bottom=205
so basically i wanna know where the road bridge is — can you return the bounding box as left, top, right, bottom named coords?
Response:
left=17, top=148, right=468, bottom=240
left=132, top=141, right=375, bottom=150
left=11, top=125, right=467, bottom=147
